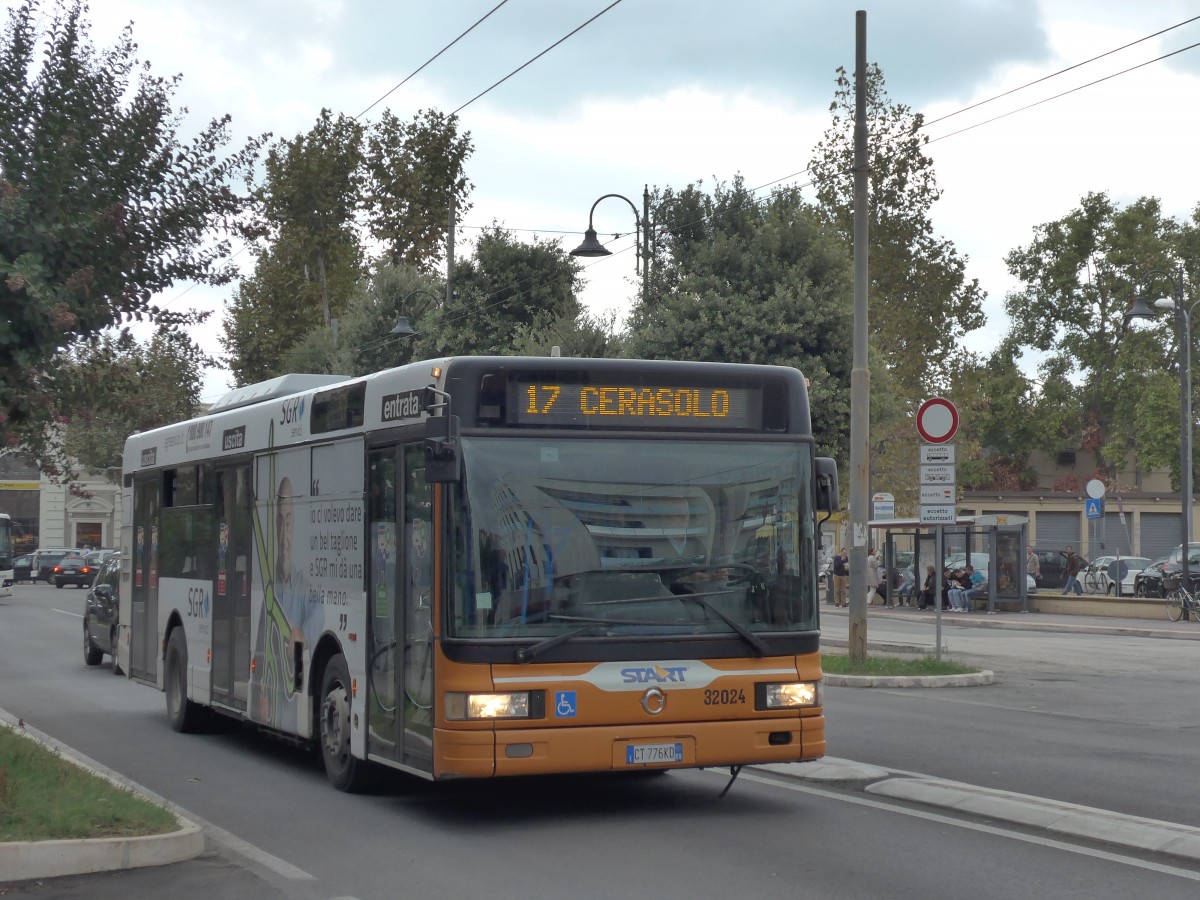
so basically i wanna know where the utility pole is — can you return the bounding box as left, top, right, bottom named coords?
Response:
left=848, top=10, right=870, bottom=664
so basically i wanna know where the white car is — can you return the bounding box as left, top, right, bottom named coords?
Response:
left=1086, top=556, right=1149, bottom=596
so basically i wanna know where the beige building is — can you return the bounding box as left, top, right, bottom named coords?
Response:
left=959, top=446, right=1185, bottom=562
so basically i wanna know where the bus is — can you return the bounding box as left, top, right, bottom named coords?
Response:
left=0, top=512, right=13, bottom=598
left=118, top=357, right=839, bottom=791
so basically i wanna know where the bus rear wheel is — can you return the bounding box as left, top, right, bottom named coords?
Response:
left=166, top=628, right=206, bottom=733
left=319, top=653, right=375, bottom=792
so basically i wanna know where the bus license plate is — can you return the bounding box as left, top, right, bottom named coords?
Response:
left=626, top=742, right=683, bottom=765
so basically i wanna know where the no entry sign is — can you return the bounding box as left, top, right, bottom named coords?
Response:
left=915, top=397, right=959, bottom=444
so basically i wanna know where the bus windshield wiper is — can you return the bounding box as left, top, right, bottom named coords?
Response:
left=674, top=593, right=769, bottom=657
left=514, top=623, right=602, bottom=664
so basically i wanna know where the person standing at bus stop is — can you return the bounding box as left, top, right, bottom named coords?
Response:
left=866, top=547, right=880, bottom=605
left=1026, top=545, right=1040, bottom=586
left=1061, top=545, right=1084, bottom=595
left=832, top=547, right=848, bottom=607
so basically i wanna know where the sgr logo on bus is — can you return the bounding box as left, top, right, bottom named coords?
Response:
left=280, top=397, right=305, bottom=425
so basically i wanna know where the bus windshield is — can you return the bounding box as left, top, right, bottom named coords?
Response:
left=451, top=436, right=817, bottom=640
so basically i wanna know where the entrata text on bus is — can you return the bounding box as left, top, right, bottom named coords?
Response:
left=117, top=357, right=838, bottom=791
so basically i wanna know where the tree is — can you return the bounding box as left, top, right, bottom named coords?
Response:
left=54, top=325, right=209, bottom=479
left=364, top=109, right=473, bottom=273
left=1002, top=192, right=1193, bottom=487
left=221, top=110, right=365, bottom=384
left=621, top=178, right=853, bottom=462
left=0, top=0, right=263, bottom=445
left=809, top=64, right=985, bottom=396
left=221, top=108, right=474, bottom=385
left=414, top=227, right=585, bottom=360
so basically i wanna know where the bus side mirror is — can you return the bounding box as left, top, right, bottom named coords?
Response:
left=424, top=414, right=461, bottom=482
left=815, top=457, right=839, bottom=513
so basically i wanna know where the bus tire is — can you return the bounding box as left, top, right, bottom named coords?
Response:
left=166, top=628, right=205, bottom=733
left=319, top=653, right=374, bottom=793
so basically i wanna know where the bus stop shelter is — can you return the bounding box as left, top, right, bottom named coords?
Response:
left=866, top=514, right=1032, bottom=613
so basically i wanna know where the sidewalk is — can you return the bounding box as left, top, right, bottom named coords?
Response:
left=5, top=606, right=1200, bottom=889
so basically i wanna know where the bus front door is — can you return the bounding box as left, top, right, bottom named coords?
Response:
left=366, top=444, right=434, bottom=774
left=211, top=465, right=252, bottom=710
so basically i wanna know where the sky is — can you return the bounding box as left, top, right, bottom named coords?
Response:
left=32, top=0, right=1200, bottom=403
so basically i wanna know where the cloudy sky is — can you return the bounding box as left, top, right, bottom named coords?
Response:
left=49, top=1, right=1200, bottom=401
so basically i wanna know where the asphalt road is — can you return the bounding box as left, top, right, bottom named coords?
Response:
left=4, top=585, right=1200, bottom=899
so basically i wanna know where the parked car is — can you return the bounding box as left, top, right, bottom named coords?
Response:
left=1159, top=543, right=1200, bottom=593
left=31, top=548, right=74, bottom=583
left=1032, top=550, right=1066, bottom=590
left=1099, top=556, right=1150, bottom=596
left=83, top=552, right=122, bottom=672
left=51, top=551, right=101, bottom=588
left=12, top=554, right=32, bottom=584
left=1134, top=556, right=1171, bottom=598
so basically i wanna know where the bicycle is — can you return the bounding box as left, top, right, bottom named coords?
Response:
left=1082, top=564, right=1106, bottom=595
left=1165, top=582, right=1200, bottom=622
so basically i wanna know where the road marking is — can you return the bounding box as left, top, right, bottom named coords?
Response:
left=53, top=608, right=83, bottom=619
left=734, top=770, right=1200, bottom=881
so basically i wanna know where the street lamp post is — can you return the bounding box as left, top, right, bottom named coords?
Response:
left=389, top=288, right=441, bottom=339
left=569, top=186, right=652, bottom=306
left=1124, top=264, right=1194, bottom=602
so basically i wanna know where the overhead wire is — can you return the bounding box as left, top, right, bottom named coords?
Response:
left=203, top=11, right=1197, bottom=397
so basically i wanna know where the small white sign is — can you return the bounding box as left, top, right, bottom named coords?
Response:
left=872, top=492, right=895, bottom=520
left=919, top=484, right=955, bottom=504
left=920, top=464, right=956, bottom=484
left=919, top=444, right=956, bottom=464
left=919, top=504, right=957, bottom=525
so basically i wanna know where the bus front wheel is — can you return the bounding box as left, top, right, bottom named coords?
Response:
left=319, top=653, right=374, bottom=793
left=166, top=628, right=206, bottom=733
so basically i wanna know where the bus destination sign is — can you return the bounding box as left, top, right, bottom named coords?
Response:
left=512, top=380, right=763, bottom=431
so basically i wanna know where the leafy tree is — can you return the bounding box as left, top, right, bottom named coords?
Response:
left=809, top=64, right=985, bottom=396
left=0, top=0, right=262, bottom=465
left=364, top=109, right=473, bottom=273
left=621, top=178, right=853, bottom=462
left=54, top=324, right=209, bottom=478
left=283, top=265, right=444, bottom=377
left=221, top=108, right=474, bottom=384
left=1002, top=192, right=1194, bottom=487
left=221, top=110, right=365, bottom=384
left=414, top=227, right=585, bottom=359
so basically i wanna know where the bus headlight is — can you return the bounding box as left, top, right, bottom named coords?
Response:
left=759, top=681, right=822, bottom=709
left=445, top=692, right=532, bottom=720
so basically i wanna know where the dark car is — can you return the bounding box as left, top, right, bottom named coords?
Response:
left=83, top=553, right=122, bottom=672
left=52, top=551, right=100, bottom=588
left=1032, top=550, right=1067, bottom=590
left=1134, top=556, right=1171, bottom=598
left=32, top=548, right=74, bottom=583
left=12, top=554, right=32, bottom=584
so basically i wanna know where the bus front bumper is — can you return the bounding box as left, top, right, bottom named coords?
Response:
left=433, top=713, right=825, bottom=779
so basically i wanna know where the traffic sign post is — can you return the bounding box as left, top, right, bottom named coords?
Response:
left=916, top=397, right=960, bottom=445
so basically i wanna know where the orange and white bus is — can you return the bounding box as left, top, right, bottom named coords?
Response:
left=0, top=512, right=13, bottom=598
left=118, top=356, right=838, bottom=791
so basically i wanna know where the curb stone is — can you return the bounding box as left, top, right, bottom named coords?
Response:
left=0, top=711, right=206, bottom=882
left=756, top=760, right=1200, bottom=865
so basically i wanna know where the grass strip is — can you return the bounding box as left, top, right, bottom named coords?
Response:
left=0, top=724, right=178, bottom=842
left=822, top=653, right=978, bottom=677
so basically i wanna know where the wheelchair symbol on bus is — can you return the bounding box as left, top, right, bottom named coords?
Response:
left=555, top=691, right=577, bottom=718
